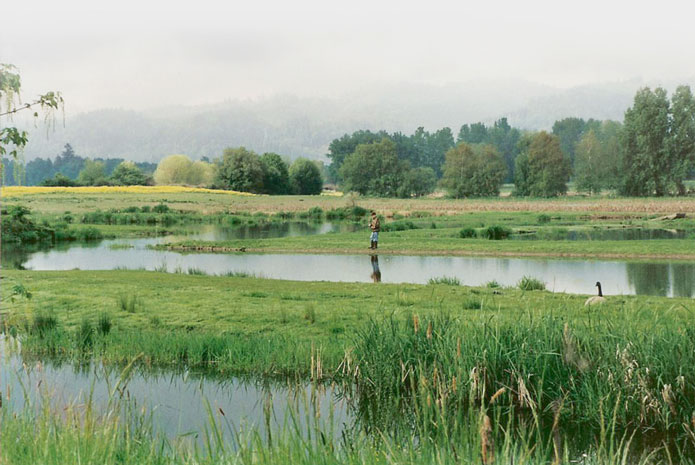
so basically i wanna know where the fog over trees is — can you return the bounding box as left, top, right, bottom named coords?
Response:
left=14, top=79, right=692, bottom=164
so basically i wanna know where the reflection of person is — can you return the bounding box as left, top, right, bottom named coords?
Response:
left=369, top=211, right=380, bottom=250
left=370, top=255, right=382, bottom=283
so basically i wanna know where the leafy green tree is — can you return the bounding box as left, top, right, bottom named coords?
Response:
left=620, top=87, right=671, bottom=196
left=53, top=144, right=84, bottom=180
left=340, top=138, right=409, bottom=196
left=573, top=130, right=603, bottom=194
left=260, top=153, right=291, bottom=194
left=110, top=161, right=150, bottom=185
left=154, top=154, right=195, bottom=185
left=41, top=173, right=78, bottom=187
left=514, top=132, right=570, bottom=197
left=188, top=161, right=216, bottom=187
left=457, top=122, right=488, bottom=144
left=399, top=167, right=437, bottom=197
left=441, top=143, right=507, bottom=197
left=289, top=158, right=323, bottom=195
left=488, top=118, right=522, bottom=182
left=574, top=122, right=623, bottom=193
left=552, top=117, right=594, bottom=163
left=597, top=121, right=623, bottom=189
left=326, top=130, right=388, bottom=182
left=77, top=160, right=108, bottom=186
left=456, top=118, right=521, bottom=182
left=669, top=85, right=695, bottom=194
left=0, top=64, right=63, bottom=165
left=215, top=147, right=264, bottom=193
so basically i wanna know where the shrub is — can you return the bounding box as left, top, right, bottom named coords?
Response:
left=75, top=227, right=103, bottom=241
left=518, top=276, right=546, bottom=291
left=483, top=225, right=512, bottom=240
left=486, top=280, right=501, bottom=288
left=153, top=203, right=170, bottom=213
left=537, top=214, right=551, bottom=224
left=459, top=227, right=477, bottom=238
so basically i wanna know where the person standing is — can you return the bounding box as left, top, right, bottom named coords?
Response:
left=369, top=211, right=380, bottom=249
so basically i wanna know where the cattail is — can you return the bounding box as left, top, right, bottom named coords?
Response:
left=451, top=376, right=457, bottom=394
left=489, top=387, right=506, bottom=405
left=432, top=366, right=438, bottom=388
left=426, top=321, right=432, bottom=339
left=456, top=338, right=461, bottom=358
left=480, top=414, right=494, bottom=464
left=413, top=314, right=419, bottom=334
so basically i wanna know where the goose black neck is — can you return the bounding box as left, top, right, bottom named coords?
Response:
left=597, top=283, right=603, bottom=297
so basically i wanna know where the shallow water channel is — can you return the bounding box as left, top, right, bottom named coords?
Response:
left=0, top=340, right=350, bottom=444
left=3, top=224, right=695, bottom=297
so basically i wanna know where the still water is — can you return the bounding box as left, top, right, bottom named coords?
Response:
left=4, top=231, right=695, bottom=297
left=0, top=341, right=348, bottom=442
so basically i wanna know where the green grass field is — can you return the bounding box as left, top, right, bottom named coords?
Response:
left=3, top=190, right=695, bottom=463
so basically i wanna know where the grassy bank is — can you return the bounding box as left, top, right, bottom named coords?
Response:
left=160, top=228, right=695, bottom=259
left=2, top=270, right=695, bottom=461
left=2, top=269, right=691, bottom=375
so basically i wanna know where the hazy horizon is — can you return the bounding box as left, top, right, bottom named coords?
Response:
left=4, top=0, right=695, bottom=116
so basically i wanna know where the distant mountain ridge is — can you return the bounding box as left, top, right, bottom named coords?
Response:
left=19, top=78, right=694, bottom=163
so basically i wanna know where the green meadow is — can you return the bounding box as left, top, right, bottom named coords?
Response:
left=2, top=190, right=695, bottom=463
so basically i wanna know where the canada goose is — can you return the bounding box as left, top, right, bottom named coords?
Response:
left=585, top=282, right=606, bottom=306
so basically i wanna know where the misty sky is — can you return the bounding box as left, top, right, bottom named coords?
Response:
left=3, top=0, right=695, bottom=114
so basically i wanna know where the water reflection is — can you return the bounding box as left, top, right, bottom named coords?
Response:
left=370, top=255, right=381, bottom=283
left=0, top=344, right=349, bottom=444
left=3, top=224, right=695, bottom=297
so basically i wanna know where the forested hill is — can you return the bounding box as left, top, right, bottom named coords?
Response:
left=18, top=79, right=689, bottom=162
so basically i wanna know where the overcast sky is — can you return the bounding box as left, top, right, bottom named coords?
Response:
left=3, top=0, right=695, bottom=114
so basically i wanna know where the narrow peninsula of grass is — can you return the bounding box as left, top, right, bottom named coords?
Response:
left=157, top=229, right=695, bottom=260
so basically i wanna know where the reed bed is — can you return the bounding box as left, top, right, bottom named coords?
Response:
left=1, top=363, right=683, bottom=465
left=347, top=312, right=695, bottom=459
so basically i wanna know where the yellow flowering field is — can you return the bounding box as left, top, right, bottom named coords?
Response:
left=1, top=185, right=256, bottom=198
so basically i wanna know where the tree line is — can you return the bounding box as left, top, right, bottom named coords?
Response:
left=328, top=85, right=695, bottom=197
left=4, top=85, right=694, bottom=198
left=152, top=148, right=323, bottom=195
left=2, top=144, right=157, bottom=187
left=2, top=143, right=324, bottom=195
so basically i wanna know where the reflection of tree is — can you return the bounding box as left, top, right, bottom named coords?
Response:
left=671, top=263, right=695, bottom=298
left=1, top=245, right=34, bottom=269
left=626, top=263, right=670, bottom=296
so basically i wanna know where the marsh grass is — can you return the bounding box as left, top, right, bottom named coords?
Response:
left=30, top=311, right=58, bottom=336
left=117, top=293, right=141, bottom=313
left=98, top=313, right=113, bottom=336
left=0, top=354, right=677, bottom=465
left=462, top=297, right=482, bottom=309
left=349, top=313, right=695, bottom=460
left=518, top=276, right=546, bottom=291
left=428, top=276, right=461, bottom=286
left=304, top=304, right=317, bottom=324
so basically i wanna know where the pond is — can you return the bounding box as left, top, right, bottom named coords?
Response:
left=0, top=340, right=349, bottom=444
left=4, top=233, right=695, bottom=296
